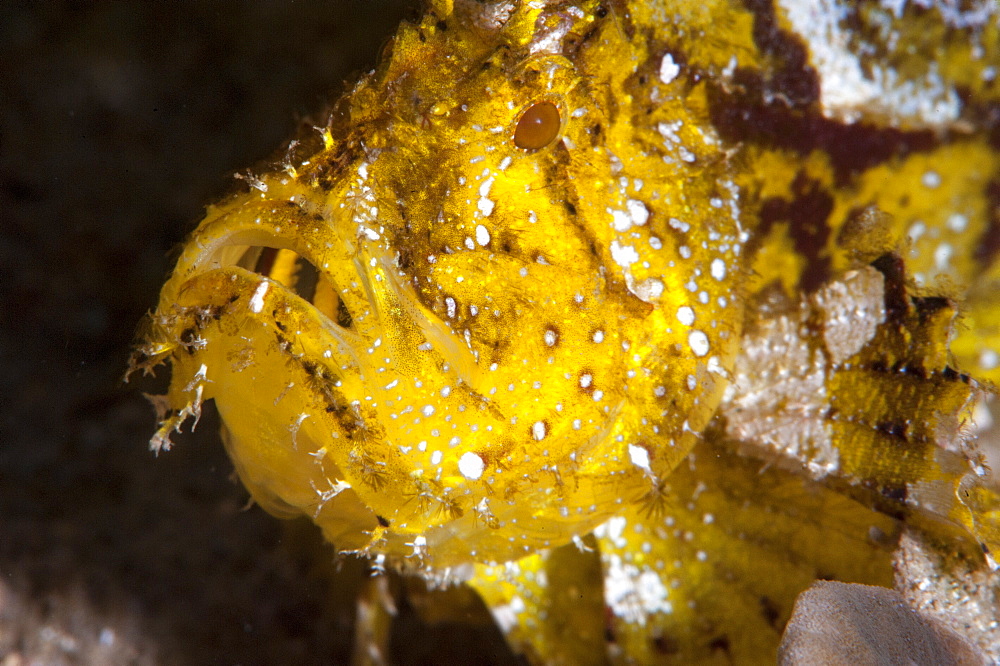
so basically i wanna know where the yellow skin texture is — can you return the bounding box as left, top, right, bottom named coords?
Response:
left=141, top=0, right=742, bottom=569
left=133, top=0, right=1000, bottom=663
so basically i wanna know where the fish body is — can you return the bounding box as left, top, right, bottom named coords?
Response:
left=132, top=1, right=1000, bottom=662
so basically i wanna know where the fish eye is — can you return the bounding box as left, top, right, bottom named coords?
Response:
left=513, top=101, right=561, bottom=150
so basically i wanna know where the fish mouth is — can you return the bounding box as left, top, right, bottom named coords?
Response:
left=207, top=241, right=369, bottom=372
left=163, top=200, right=481, bottom=386
left=166, top=205, right=365, bottom=338
left=234, top=245, right=356, bottom=328
left=156, top=198, right=577, bottom=428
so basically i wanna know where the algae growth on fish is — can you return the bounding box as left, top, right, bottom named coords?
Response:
left=130, top=0, right=1000, bottom=662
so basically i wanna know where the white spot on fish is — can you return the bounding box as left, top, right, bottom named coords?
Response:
left=659, top=52, right=680, bottom=85
left=611, top=208, right=632, bottom=231
left=476, top=224, right=491, bottom=246
left=610, top=240, right=639, bottom=268
left=634, top=278, right=664, bottom=303
left=934, top=243, right=952, bottom=271
left=711, top=258, right=726, bottom=281
left=459, top=451, right=485, bottom=480
left=627, top=199, right=649, bottom=226
left=677, top=306, right=695, bottom=326
left=249, top=280, right=269, bottom=313
left=689, top=330, right=710, bottom=357
left=628, top=443, right=651, bottom=471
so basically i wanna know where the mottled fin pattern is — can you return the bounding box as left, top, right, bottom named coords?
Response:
left=471, top=436, right=899, bottom=664
left=723, top=255, right=999, bottom=566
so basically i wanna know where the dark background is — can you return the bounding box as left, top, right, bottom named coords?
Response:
left=0, top=3, right=430, bottom=663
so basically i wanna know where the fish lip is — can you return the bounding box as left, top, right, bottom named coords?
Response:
left=163, top=206, right=485, bottom=400
left=151, top=199, right=373, bottom=365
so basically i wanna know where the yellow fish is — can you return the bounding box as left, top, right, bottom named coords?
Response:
left=130, top=0, right=1000, bottom=662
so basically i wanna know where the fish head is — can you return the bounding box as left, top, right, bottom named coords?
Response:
left=135, top=0, right=746, bottom=571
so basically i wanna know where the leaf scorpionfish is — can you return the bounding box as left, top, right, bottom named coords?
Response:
left=131, top=0, right=1000, bottom=662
